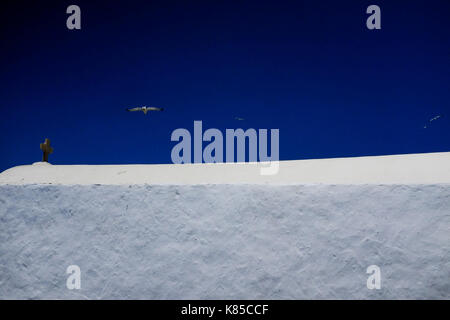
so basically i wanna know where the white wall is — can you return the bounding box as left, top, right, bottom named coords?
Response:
left=1, top=152, right=450, bottom=185
left=1, top=184, right=449, bottom=299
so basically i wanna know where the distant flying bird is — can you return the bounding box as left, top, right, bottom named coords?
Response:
left=234, top=117, right=245, bottom=121
left=126, top=106, right=164, bottom=115
left=423, top=115, right=442, bottom=128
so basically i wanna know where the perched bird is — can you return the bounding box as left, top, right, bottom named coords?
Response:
left=126, top=106, right=164, bottom=115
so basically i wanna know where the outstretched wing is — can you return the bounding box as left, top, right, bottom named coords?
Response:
left=126, top=107, right=142, bottom=112
left=430, top=115, right=441, bottom=122
left=146, top=107, right=164, bottom=111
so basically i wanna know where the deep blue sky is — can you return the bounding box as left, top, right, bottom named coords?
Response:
left=1, top=0, right=449, bottom=171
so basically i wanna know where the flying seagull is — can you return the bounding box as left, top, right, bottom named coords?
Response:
left=424, top=115, right=442, bottom=128
left=126, top=106, right=164, bottom=115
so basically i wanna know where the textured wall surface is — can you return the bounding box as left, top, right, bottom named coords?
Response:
left=0, top=184, right=449, bottom=299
